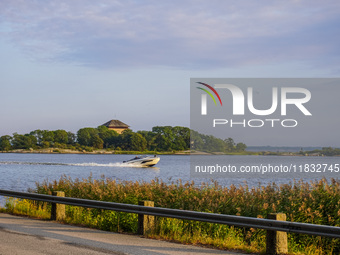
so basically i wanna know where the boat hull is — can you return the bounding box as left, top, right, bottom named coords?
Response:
left=123, top=156, right=160, bottom=167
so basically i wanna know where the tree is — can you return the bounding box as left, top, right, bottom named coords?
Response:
left=235, top=143, right=247, bottom=152
left=190, top=131, right=246, bottom=153
left=130, top=133, right=147, bottom=151
left=67, top=132, right=76, bottom=145
left=152, top=126, right=175, bottom=151
left=320, top=147, right=340, bottom=156
left=224, top=138, right=235, bottom=152
left=205, top=135, right=225, bottom=152
left=54, top=130, right=68, bottom=144
left=97, top=125, right=119, bottom=148
left=77, top=128, right=103, bottom=149
left=0, top=135, right=12, bottom=151
left=77, top=128, right=94, bottom=146
left=119, top=129, right=134, bottom=150
left=30, top=130, right=44, bottom=146
left=172, top=126, right=190, bottom=150
left=91, top=135, right=104, bottom=149
left=138, top=131, right=157, bottom=150
left=150, top=126, right=190, bottom=151
left=190, top=130, right=204, bottom=150
left=12, top=133, right=37, bottom=149
left=42, top=130, right=55, bottom=146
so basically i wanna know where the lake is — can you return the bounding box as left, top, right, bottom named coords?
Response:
left=0, top=153, right=339, bottom=195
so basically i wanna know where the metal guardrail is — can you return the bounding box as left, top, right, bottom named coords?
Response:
left=0, top=189, right=339, bottom=239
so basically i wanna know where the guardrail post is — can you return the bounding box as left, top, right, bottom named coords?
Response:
left=51, top=191, right=65, bottom=221
left=266, top=213, right=288, bottom=255
left=138, top=201, right=155, bottom=235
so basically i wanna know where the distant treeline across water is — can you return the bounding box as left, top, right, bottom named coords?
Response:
left=0, top=126, right=190, bottom=152
left=0, top=126, right=247, bottom=153
left=247, top=146, right=323, bottom=152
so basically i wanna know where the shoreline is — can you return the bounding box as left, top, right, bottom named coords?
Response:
left=0, top=148, right=338, bottom=156
left=0, top=148, right=191, bottom=155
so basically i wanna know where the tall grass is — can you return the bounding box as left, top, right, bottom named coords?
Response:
left=5, top=176, right=340, bottom=254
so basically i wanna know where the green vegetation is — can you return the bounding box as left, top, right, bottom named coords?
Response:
left=0, top=126, right=247, bottom=153
left=5, top=176, right=340, bottom=254
left=304, top=147, right=340, bottom=156
left=0, top=126, right=191, bottom=152
left=191, top=130, right=247, bottom=153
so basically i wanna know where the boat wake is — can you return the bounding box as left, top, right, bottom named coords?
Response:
left=70, top=162, right=147, bottom=168
left=0, top=161, right=145, bottom=168
left=0, top=161, right=160, bottom=169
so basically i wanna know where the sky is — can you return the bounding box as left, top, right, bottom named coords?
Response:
left=1, top=1, right=340, bottom=146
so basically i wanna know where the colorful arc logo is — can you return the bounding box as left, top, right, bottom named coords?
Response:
left=196, top=82, right=223, bottom=106
left=196, top=82, right=223, bottom=115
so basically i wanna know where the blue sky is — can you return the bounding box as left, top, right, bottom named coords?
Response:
left=1, top=1, right=340, bottom=145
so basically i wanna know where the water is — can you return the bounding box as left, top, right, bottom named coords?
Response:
left=0, top=153, right=339, bottom=195
left=191, top=155, right=340, bottom=187
left=0, top=153, right=188, bottom=192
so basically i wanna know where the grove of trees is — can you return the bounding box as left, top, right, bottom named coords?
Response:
left=190, top=130, right=247, bottom=153
left=0, top=125, right=246, bottom=153
left=305, top=147, right=340, bottom=156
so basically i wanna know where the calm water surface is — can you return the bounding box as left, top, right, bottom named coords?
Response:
left=0, top=153, right=188, bottom=192
left=0, top=153, right=339, bottom=195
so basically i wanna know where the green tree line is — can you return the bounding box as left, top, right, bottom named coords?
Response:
left=190, top=130, right=247, bottom=153
left=0, top=126, right=246, bottom=153
left=0, top=126, right=190, bottom=152
left=305, top=147, right=340, bottom=156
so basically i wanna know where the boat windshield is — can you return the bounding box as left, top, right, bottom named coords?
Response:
left=124, top=155, right=158, bottom=163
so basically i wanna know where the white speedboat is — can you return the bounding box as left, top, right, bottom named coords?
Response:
left=123, top=155, right=160, bottom=167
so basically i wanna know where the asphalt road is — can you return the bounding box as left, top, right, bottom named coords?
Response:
left=0, top=213, right=245, bottom=255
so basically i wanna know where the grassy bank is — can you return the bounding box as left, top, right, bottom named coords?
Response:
left=3, top=176, right=340, bottom=254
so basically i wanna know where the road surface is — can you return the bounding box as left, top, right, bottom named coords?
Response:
left=0, top=213, right=247, bottom=255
